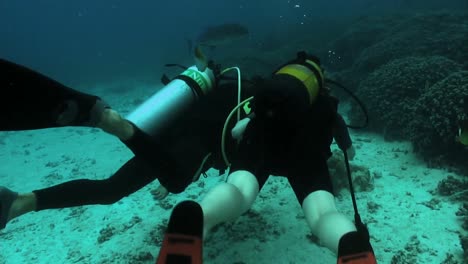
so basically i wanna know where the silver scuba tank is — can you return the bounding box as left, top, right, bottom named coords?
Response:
left=126, top=66, right=215, bottom=137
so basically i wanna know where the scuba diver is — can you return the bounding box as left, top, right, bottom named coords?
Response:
left=0, top=57, right=243, bottom=230
left=190, top=52, right=376, bottom=264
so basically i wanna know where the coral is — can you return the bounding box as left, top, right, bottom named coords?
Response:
left=350, top=56, right=461, bottom=140
left=435, top=175, right=468, bottom=201
left=328, top=150, right=348, bottom=192
left=366, top=201, right=381, bottom=214
left=441, top=253, right=459, bottom=264
left=329, top=13, right=468, bottom=171
left=461, top=234, right=468, bottom=263
left=97, top=225, right=117, bottom=244
left=331, top=12, right=468, bottom=103
left=328, top=150, right=373, bottom=194
left=352, top=167, right=374, bottom=192
left=353, top=12, right=468, bottom=77
left=456, top=203, right=468, bottom=231
left=409, top=71, right=468, bottom=168
left=325, top=15, right=402, bottom=72
left=390, top=235, right=421, bottom=264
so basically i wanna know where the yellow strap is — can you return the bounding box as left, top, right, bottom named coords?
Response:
left=276, top=64, right=320, bottom=104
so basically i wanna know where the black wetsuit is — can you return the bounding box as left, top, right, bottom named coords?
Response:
left=0, top=58, right=245, bottom=210
left=34, top=81, right=245, bottom=209
left=230, top=74, right=352, bottom=204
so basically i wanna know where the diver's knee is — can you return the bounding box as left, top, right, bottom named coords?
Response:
left=98, top=109, right=134, bottom=139
left=99, top=109, right=121, bottom=128
left=302, top=190, right=338, bottom=231
left=227, top=170, right=258, bottom=188
left=227, top=170, right=259, bottom=206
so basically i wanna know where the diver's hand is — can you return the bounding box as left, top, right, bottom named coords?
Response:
left=346, top=145, right=356, bottom=160
left=231, top=118, right=251, bottom=142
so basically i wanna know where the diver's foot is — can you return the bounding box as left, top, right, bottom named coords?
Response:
left=153, top=185, right=169, bottom=200
left=337, top=231, right=376, bottom=264
left=156, top=201, right=203, bottom=262
left=0, top=186, right=18, bottom=229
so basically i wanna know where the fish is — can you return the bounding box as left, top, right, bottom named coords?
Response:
left=457, top=119, right=468, bottom=146
left=195, top=23, right=249, bottom=48
left=194, top=45, right=208, bottom=72
left=189, top=23, right=249, bottom=71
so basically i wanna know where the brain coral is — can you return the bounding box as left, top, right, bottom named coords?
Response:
left=350, top=56, right=461, bottom=140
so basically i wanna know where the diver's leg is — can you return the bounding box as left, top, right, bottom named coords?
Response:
left=118, top=121, right=183, bottom=179
left=33, top=157, right=157, bottom=208
left=289, top=158, right=359, bottom=254
left=1, top=157, right=158, bottom=228
left=302, top=190, right=356, bottom=253
left=0, top=58, right=108, bottom=131
left=97, top=108, right=135, bottom=140
left=1, top=191, right=36, bottom=227
left=302, top=190, right=376, bottom=262
left=200, top=170, right=259, bottom=237
left=0, top=187, right=21, bottom=229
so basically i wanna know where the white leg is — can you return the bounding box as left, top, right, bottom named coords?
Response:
left=302, top=190, right=356, bottom=254
left=200, top=170, right=259, bottom=237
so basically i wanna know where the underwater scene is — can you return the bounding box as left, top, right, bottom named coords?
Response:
left=1, top=0, right=468, bottom=263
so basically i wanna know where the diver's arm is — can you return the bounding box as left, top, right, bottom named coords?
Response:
left=333, top=113, right=355, bottom=159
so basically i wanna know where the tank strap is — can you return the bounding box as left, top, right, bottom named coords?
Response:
left=175, top=75, right=204, bottom=98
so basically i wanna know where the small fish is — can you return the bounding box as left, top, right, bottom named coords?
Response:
left=194, top=45, right=208, bottom=72
left=457, top=119, right=468, bottom=146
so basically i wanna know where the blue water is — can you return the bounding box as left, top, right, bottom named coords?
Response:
left=2, top=0, right=466, bottom=87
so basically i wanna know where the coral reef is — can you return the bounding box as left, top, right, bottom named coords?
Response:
left=345, top=59, right=468, bottom=171
left=323, top=15, right=402, bottom=72
left=409, top=71, right=468, bottom=167
left=328, top=150, right=374, bottom=194
left=355, top=13, right=468, bottom=72
left=330, top=12, right=468, bottom=86
left=327, top=12, right=468, bottom=172
left=324, top=14, right=468, bottom=258
left=351, top=56, right=461, bottom=140
left=434, top=175, right=468, bottom=201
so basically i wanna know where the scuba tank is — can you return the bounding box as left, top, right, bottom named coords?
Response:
left=126, top=66, right=215, bottom=137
